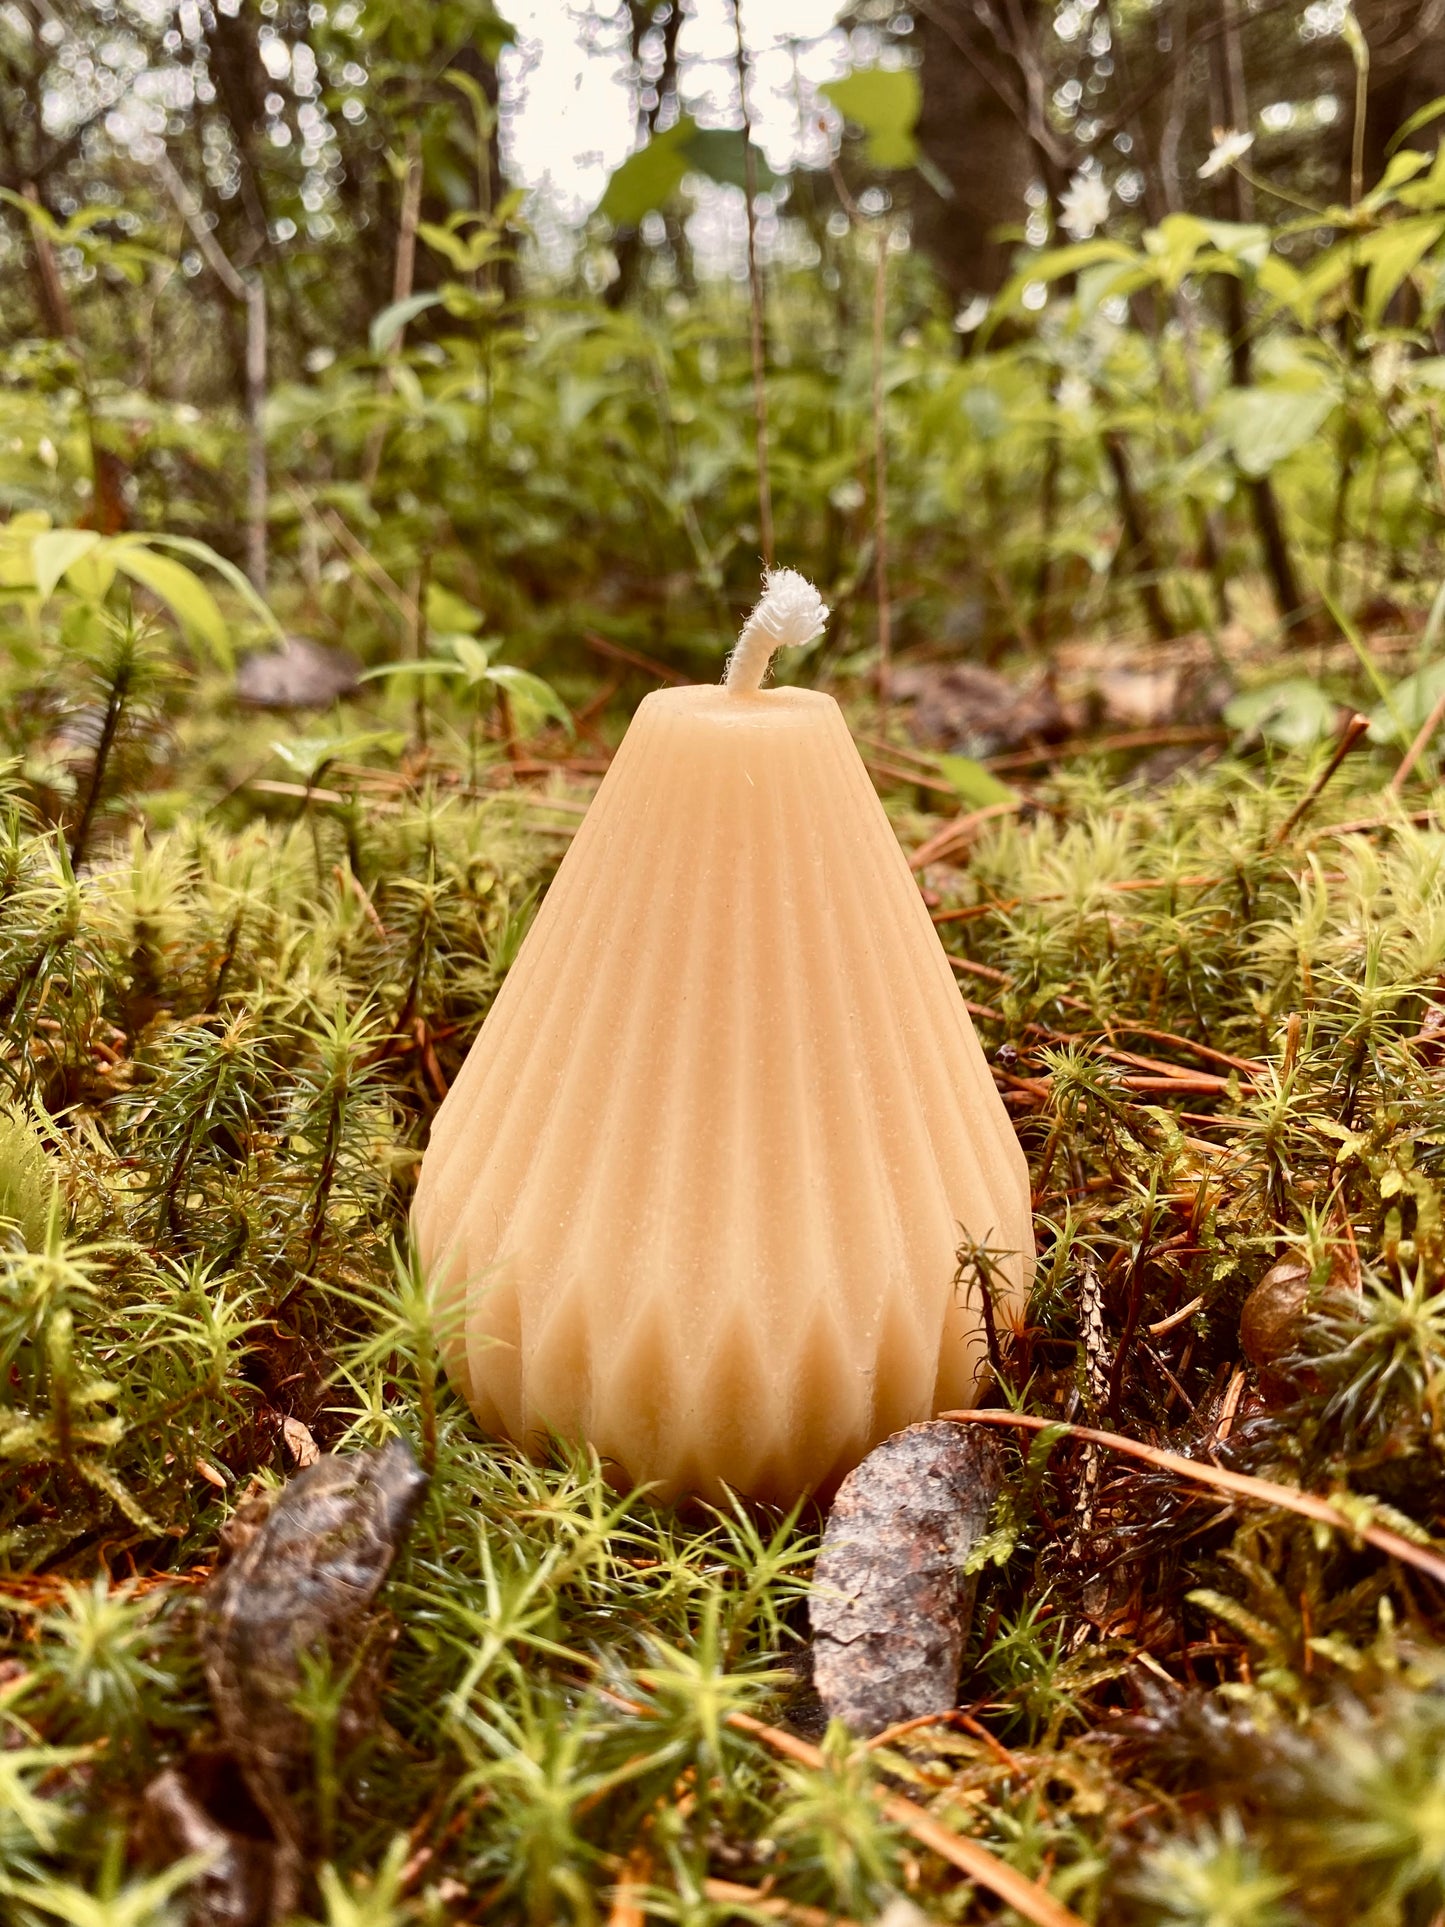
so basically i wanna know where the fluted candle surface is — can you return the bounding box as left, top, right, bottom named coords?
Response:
left=414, top=571, right=1034, bottom=1503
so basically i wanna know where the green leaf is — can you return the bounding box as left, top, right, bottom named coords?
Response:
left=1359, top=147, right=1431, bottom=211
left=1196, top=219, right=1272, bottom=270
left=451, top=635, right=495, bottom=684
left=1387, top=93, right=1445, bottom=155
left=271, top=730, right=405, bottom=780
left=1360, top=216, right=1445, bottom=326
left=983, top=239, right=1135, bottom=337
left=822, top=68, right=921, bottom=171
left=370, top=290, right=444, bottom=355
left=30, top=529, right=101, bottom=601
left=485, top=663, right=573, bottom=734
left=1257, top=254, right=1312, bottom=323
left=680, top=127, right=779, bottom=196
left=63, top=546, right=117, bottom=601
left=357, top=659, right=462, bottom=683
left=1215, top=384, right=1336, bottom=478
left=1367, top=659, right=1445, bottom=746
left=1397, top=143, right=1445, bottom=212
left=138, top=533, right=281, bottom=637
left=1142, top=213, right=1213, bottom=292
left=934, top=754, right=1018, bottom=809
left=111, top=547, right=231, bottom=666
left=1224, top=678, right=1339, bottom=748
left=426, top=582, right=484, bottom=634
left=599, top=120, right=695, bottom=226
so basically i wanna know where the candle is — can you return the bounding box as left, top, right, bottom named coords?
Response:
left=414, top=571, right=1034, bottom=1504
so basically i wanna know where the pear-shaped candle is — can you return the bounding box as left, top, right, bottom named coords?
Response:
left=414, top=571, right=1034, bottom=1504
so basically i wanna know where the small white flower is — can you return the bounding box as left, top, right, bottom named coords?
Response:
left=953, top=294, right=990, bottom=334
left=1058, top=170, right=1111, bottom=241
left=1371, top=341, right=1406, bottom=397
left=1198, top=127, right=1255, bottom=180
left=1056, top=374, right=1093, bottom=413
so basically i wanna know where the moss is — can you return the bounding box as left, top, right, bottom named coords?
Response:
left=6, top=722, right=1445, bottom=1925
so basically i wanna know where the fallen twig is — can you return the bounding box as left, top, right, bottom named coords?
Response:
left=910, top=802, right=1022, bottom=870
left=587, top=1682, right=1085, bottom=1927
left=1391, top=687, right=1445, bottom=792
left=726, top=1711, right=1087, bottom=1927
left=701, top=1879, right=866, bottom=1927
left=1270, top=711, right=1371, bottom=846
left=944, top=1410, right=1445, bottom=1588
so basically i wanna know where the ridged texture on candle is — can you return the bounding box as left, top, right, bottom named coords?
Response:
left=413, top=685, right=1034, bottom=1504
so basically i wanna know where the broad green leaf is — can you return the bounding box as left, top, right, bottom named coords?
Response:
left=599, top=120, right=695, bottom=226
left=1197, top=219, right=1271, bottom=270
left=1224, top=678, right=1339, bottom=748
left=272, top=730, right=405, bottom=779
left=1141, top=213, right=1212, bottom=292
left=426, top=582, right=483, bottom=633
left=1367, top=659, right=1445, bottom=746
left=1387, top=93, right=1445, bottom=155
left=934, top=754, right=1018, bottom=809
left=1296, top=237, right=1360, bottom=314
left=822, top=68, right=921, bottom=170
left=1215, top=384, right=1336, bottom=478
left=451, top=635, right=495, bottom=684
left=0, top=510, right=49, bottom=587
left=983, top=238, right=1135, bottom=337
left=112, top=547, right=230, bottom=665
left=1359, top=148, right=1431, bottom=212
left=31, top=529, right=101, bottom=601
left=358, top=660, right=462, bottom=682
left=1361, top=216, right=1445, bottom=326
left=1257, top=255, right=1311, bottom=323
left=63, top=546, right=117, bottom=601
left=418, top=218, right=503, bottom=275
left=138, top=533, right=281, bottom=636
left=370, top=290, right=444, bottom=355
left=1398, top=143, right=1445, bottom=212
left=680, top=127, right=779, bottom=195
left=485, top=663, right=573, bottom=733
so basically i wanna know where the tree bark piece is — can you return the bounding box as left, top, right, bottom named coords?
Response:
left=200, top=1440, right=428, bottom=1919
left=810, top=1420, right=1002, bottom=1736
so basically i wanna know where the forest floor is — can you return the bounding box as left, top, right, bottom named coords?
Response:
left=6, top=619, right=1445, bottom=1927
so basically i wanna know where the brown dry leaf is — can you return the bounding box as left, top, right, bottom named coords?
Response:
left=279, top=1416, right=320, bottom=1468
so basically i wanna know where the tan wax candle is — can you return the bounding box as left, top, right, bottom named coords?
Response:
left=414, top=572, right=1034, bottom=1503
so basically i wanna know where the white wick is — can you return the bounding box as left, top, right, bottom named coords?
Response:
left=724, top=568, right=830, bottom=693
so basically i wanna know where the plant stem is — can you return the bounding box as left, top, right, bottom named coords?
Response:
left=70, top=659, right=131, bottom=869
left=1102, top=430, right=1176, bottom=641
left=870, top=223, right=892, bottom=704
left=361, top=130, right=424, bottom=499
left=732, top=1, right=773, bottom=569
left=151, top=150, right=268, bottom=589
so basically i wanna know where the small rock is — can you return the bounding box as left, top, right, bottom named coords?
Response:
left=236, top=636, right=361, bottom=710
left=810, top=1420, right=1002, bottom=1737
left=894, top=661, right=1068, bottom=757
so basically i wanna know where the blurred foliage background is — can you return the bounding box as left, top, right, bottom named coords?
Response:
left=4, top=0, right=1445, bottom=700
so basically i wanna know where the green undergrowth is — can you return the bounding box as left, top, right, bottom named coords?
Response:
left=7, top=722, right=1445, bottom=1926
